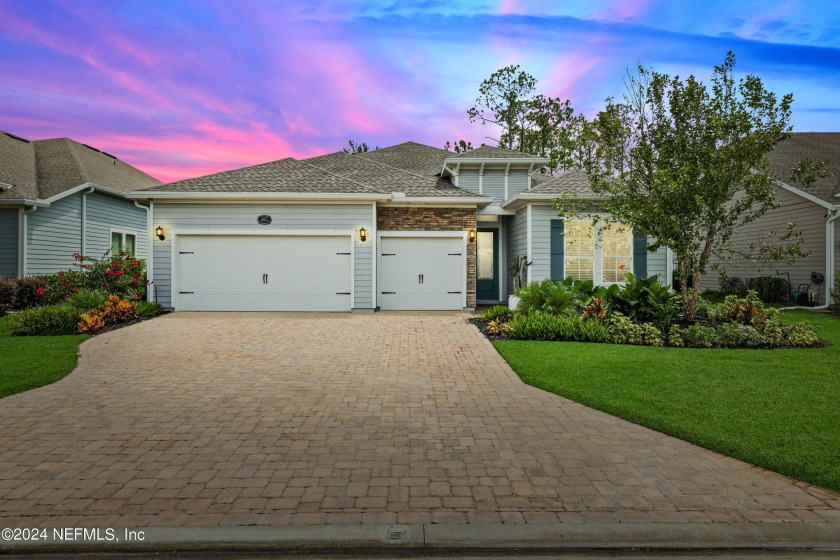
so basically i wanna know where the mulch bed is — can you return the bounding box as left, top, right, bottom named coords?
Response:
left=468, top=317, right=507, bottom=343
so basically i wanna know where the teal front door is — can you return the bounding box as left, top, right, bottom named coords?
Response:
left=476, top=229, right=499, bottom=301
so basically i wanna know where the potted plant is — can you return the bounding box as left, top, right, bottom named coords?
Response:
left=508, top=256, right=531, bottom=310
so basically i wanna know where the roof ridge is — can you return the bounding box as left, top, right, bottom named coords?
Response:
left=296, top=157, right=390, bottom=194
left=62, top=138, right=91, bottom=184
left=348, top=150, right=443, bottom=181
left=163, top=157, right=297, bottom=186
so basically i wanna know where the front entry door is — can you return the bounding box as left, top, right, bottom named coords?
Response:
left=476, top=229, right=499, bottom=301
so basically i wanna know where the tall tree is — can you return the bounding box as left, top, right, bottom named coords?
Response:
left=468, top=65, right=536, bottom=151
left=443, top=139, right=474, bottom=153
left=342, top=140, right=379, bottom=153
left=571, top=52, right=805, bottom=320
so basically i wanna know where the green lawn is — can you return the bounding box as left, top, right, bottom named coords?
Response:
left=0, top=315, right=89, bottom=399
left=495, top=310, right=840, bottom=493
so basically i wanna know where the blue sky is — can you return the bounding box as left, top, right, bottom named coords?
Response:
left=1, top=0, right=838, bottom=181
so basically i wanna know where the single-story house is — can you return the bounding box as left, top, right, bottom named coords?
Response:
left=127, top=142, right=670, bottom=312
left=702, top=133, right=839, bottom=306
left=0, top=130, right=162, bottom=278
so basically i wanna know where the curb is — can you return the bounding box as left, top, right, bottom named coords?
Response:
left=1, top=523, right=840, bottom=555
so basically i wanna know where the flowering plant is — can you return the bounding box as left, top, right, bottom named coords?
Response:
left=43, top=252, right=148, bottom=303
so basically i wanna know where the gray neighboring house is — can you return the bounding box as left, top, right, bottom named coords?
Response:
left=702, top=133, right=840, bottom=305
left=128, top=142, right=669, bottom=312
left=0, top=130, right=162, bottom=279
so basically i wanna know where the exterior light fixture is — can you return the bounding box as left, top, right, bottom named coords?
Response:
left=359, top=227, right=367, bottom=242
left=468, top=229, right=476, bottom=243
left=155, top=226, right=165, bottom=241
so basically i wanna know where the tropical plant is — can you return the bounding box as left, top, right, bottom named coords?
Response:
left=135, top=301, right=161, bottom=317
left=509, top=255, right=532, bottom=293
left=9, top=305, right=80, bottom=336
left=608, top=273, right=680, bottom=329
left=66, top=290, right=107, bottom=312
left=516, top=279, right=580, bottom=316
left=481, top=305, right=511, bottom=322
left=581, top=297, right=608, bottom=321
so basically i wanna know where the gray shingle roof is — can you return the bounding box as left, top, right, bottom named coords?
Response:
left=0, top=131, right=162, bottom=201
left=356, top=141, right=451, bottom=176
left=304, top=151, right=484, bottom=198
left=527, top=169, right=597, bottom=197
left=769, top=133, right=839, bottom=205
left=449, top=144, right=538, bottom=159
left=140, top=157, right=376, bottom=194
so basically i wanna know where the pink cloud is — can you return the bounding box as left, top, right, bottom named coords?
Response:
left=541, top=53, right=604, bottom=102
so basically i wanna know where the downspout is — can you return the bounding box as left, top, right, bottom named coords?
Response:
left=22, top=206, right=38, bottom=276
left=780, top=206, right=839, bottom=311
left=80, top=187, right=94, bottom=256
left=133, top=200, right=153, bottom=302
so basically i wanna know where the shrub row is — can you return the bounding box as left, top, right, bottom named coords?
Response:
left=719, top=274, right=789, bottom=304
left=7, top=294, right=161, bottom=336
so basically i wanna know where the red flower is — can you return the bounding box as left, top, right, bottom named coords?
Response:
left=116, top=270, right=125, bottom=277
left=58, top=271, right=64, bottom=278
left=133, top=295, right=142, bottom=301
left=131, top=280, right=139, bottom=286
left=65, top=294, right=71, bottom=301
left=106, top=269, right=115, bottom=276
left=73, top=253, right=82, bottom=261
left=72, top=287, right=80, bottom=291
left=35, top=287, right=45, bottom=296
left=134, top=260, right=142, bottom=267
left=134, top=273, right=142, bottom=279
left=112, top=262, right=122, bottom=269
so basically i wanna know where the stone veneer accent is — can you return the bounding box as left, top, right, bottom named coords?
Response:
left=377, top=207, right=477, bottom=308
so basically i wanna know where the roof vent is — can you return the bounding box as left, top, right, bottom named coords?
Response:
left=392, top=192, right=406, bottom=198
left=0, top=182, right=12, bottom=191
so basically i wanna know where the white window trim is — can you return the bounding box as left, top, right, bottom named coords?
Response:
left=109, top=227, right=140, bottom=256
left=564, top=219, right=633, bottom=285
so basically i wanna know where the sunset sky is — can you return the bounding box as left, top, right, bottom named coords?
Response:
left=1, top=1, right=839, bottom=183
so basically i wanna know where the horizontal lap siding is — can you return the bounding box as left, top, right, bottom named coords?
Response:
left=0, top=208, right=19, bottom=278
left=482, top=170, right=506, bottom=203
left=529, top=205, right=556, bottom=281
left=508, top=169, right=529, bottom=198
left=85, top=192, right=148, bottom=259
left=702, top=187, right=828, bottom=304
left=152, top=203, right=373, bottom=309
left=458, top=169, right=479, bottom=194
left=26, top=194, right=82, bottom=274
left=647, top=241, right=669, bottom=285
left=506, top=209, right=527, bottom=295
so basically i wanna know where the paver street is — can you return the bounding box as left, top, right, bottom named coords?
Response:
left=0, top=312, right=838, bottom=527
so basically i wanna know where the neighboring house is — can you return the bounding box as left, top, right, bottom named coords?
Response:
left=702, top=133, right=840, bottom=305
left=128, top=142, right=669, bottom=312
left=0, top=130, right=162, bottom=279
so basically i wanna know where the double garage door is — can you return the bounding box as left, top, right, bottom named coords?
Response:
left=176, top=235, right=352, bottom=311
left=174, top=234, right=465, bottom=311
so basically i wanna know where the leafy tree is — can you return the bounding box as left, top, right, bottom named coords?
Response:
left=569, top=52, right=808, bottom=320
left=444, top=139, right=474, bottom=153
left=468, top=65, right=536, bottom=151
left=342, top=140, right=379, bottom=154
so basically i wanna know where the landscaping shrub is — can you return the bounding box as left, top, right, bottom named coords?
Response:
left=831, top=272, right=840, bottom=313
left=715, top=322, right=768, bottom=348
left=135, top=301, right=161, bottom=317
left=719, top=274, right=747, bottom=297
left=13, top=277, right=47, bottom=309
left=78, top=295, right=137, bottom=334
left=9, top=305, right=80, bottom=336
left=608, top=273, right=680, bottom=328
left=0, top=278, right=17, bottom=313
left=606, top=312, right=662, bottom=346
left=753, top=276, right=790, bottom=304
left=782, top=322, right=819, bottom=347
left=577, top=318, right=610, bottom=343
left=66, top=290, right=107, bottom=312
left=667, top=325, right=685, bottom=347
left=42, top=252, right=148, bottom=303
left=481, top=305, right=511, bottom=322
left=581, top=297, right=608, bottom=321
left=506, top=312, right=587, bottom=341
left=681, top=324, right=716, bottom=348
left=516, top=279, right=579, bottom=316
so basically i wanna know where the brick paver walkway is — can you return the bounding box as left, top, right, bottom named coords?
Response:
left=1, top=312, right=838, bottom=527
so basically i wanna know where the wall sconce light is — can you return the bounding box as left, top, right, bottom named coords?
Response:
left=155, top=226, right=165, bottom=241
left=468, top=229, right=476, bottom=243
left=359, top=227, right=367, bottom=242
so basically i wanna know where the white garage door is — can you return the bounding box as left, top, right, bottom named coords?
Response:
left=176, top=235, right=352, bottom=311
left=379, top=236, right=464, bottom=310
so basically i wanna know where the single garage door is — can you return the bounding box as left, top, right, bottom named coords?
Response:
left=176, top=235, right=352, bottom=311
left=379, top=236, right=464, bottom=310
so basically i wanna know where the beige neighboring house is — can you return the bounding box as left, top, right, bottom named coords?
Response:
left=703, top=133, right=840, bottom=306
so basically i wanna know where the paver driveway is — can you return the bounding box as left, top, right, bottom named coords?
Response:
left=1, top=312, right=839, bottom=527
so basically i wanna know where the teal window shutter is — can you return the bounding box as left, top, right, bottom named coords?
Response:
left=633, top=229, right=648, bottom=278
left=550, top=219, right=565, bottom=281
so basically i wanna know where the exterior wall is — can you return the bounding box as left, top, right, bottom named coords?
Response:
left=153, top=203, right=374, bottom=310
left=26, top=194, right=82, bottom=275
left=458, top=169, right=479, bottom=193
left=377, top=206, right=477, bottom=307
left=647, top=242, right=669, bottom=285
left=508, top=168, right=529, bottom=198
left=505, top=208, right=528, bottom=296
left=0, top=208, right=19, bottom=278
left=702, top=186, right=829, bottom=304
left=84, top=191, right=148, bottom=259
left=529, top=204, right=556, bottom=281
left=482, top=169, right=505, bottom=202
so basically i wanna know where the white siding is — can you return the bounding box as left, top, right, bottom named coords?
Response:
left=26, top=194, right=82, bottom=274
left=85, top=191, right=148, bottom=259
left=152, top=203, right=373, bottom=310
left=0, top=208, right=18, bottom=278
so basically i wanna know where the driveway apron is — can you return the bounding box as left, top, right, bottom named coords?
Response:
left=0, top=312, right=838, bottom=527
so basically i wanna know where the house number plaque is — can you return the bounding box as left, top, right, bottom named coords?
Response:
left=257, top=215, right=272, bottom=225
